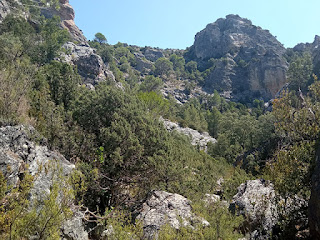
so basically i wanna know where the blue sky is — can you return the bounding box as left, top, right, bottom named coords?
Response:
left=69, top=0, right=320, bottom=49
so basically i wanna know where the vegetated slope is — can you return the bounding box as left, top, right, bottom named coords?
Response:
left=1, top=0, right=320, bottom=239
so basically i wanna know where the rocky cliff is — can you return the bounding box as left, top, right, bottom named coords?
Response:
left=188, top=14, right=288, bottom=102
left=38, top=0, right=87, bottom=44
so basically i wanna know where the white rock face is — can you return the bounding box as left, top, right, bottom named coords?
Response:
left=137, top=191, right=209, bottom=239
left=161, top=118, right=216, bottom=151
left=0, top=125, right=88, bottom=240
left=0, top=0, right=10, bottom=22
left=229, top=179, right=277, bottom=240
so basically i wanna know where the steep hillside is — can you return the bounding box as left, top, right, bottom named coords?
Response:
left=1, top=1, right=320, bottom=239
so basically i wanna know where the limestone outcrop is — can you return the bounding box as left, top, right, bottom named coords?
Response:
left=143, top=47, right=165, bottom=62
left=0, top=125, right=88, bottom=240
left=37, top=0, right=87, bottom=44
left=230, top=179, right=308, bottom=239
left=60, top=42, right=115, bottom=85
left=189, top=14, right=288, bottom=102
left=229, top=179, right=277, bottom=239
left=161, top=118, right=216, bottom=151
left=0, top=0, right=10, bottom=22
left=137, top=190, right=209, bottom=239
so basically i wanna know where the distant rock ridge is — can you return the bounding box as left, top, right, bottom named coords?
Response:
left=189, top=14, right=288, bottom=102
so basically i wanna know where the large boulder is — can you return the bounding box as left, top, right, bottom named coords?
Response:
left=190, top=14, right=288, bottom=102
left=229, top=179, right=278, bottom=240
left=137, top=190, right=209, bottom=239
left=61, top=42, right=115, bottom=85
left=230, top=179, right=308, bottom=239
left=134, top=52, right=153, bottom=73
left=0, top=125, right=88, bottom=240
left=143, top=47, right=165, bottom=62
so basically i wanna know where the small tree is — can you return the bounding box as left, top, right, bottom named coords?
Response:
left=186, top=61, right=198, bottom=73
left=154, top=57, right=173, bottom=76
left=94, top=32, right=107, bottom=44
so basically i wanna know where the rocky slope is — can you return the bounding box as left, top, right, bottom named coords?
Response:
left=230, top=179, right=308, bottom=239
left=0, top=125, right=88, bottom=239
left=44, top=0, right=116, bottom=84
left=60, top=42, right=116, bottom=86
left=188, top=14, right=288, bottom=102
left=38, top=0, right=87, bottom=44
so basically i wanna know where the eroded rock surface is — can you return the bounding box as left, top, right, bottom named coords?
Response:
left=161, top=118, right=216, bottom=151
left=229, top=179, right=277, bottom=240
left=0, top=0, right=10, bottom=22
left=0, top=125, right=88, bottom=240
left=61, top=42, right=115, bottom=84
left=143, top=48, right=165, bottom=62
left=37, top=0, right=87, bottom=44
left=190, top=14, right=288, bottom=102
left=137, top=190, right=209, bottom=239
left=134, top=52, right=153, bottom=73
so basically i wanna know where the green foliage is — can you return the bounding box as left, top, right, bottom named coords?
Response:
left=26, top=166, right=74, bottom=239
left=138, top=91, right=170, bottom=117
left=222, top=167, right=252, bottom=200
left=210, top=111, right=276, bottom=170
left=180, top=102, right=208, bottom=132
left=287, top=53, right=313, bottom=91
left=39, top=61, right=80, bottom=108
left=139, top=75, right=163, bottom=92
left=265, top=87, right=320, bottom=198
left=37, top=16, right=70, bottom=64
left=154, top=57, right=173, bottom=76
left=0, top=57, right=34, bottom=125
left=170, top=54, right=185, bottom=75
left=20, top=0, right=60, bottom=10
left=0, top=15, right=69, bottom=64
left=0, top=162, right=73, bottom=240
left=206, top=107, right=221, bottom=138
left=186, top=61, right=198, bottom=73
left=101, top=210, right=143, bottom=240
left=94, top=32, right=107, bottom=44
left=119, top=56, right=130, bottom=73
left=70, top=84, right=169, bottom=208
